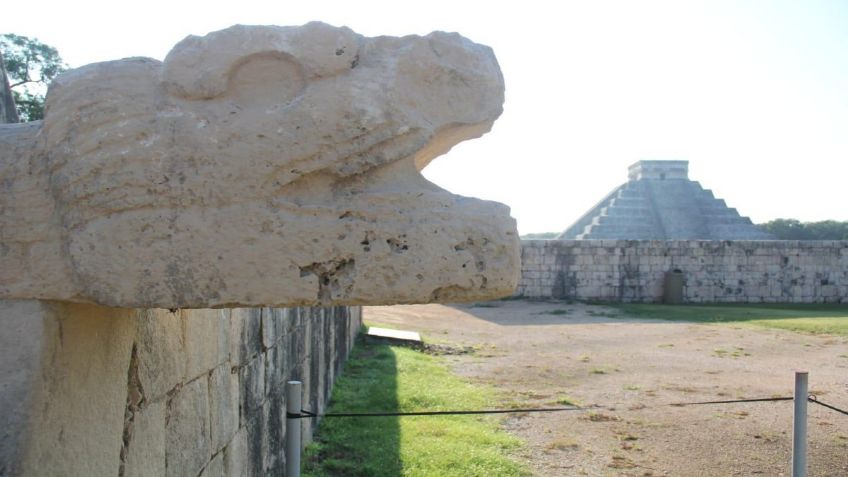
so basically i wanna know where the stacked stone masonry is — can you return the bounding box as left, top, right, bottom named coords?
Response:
left=0, top=302, right=361, bottom=477
left=519, top=240, right=848, bottom=303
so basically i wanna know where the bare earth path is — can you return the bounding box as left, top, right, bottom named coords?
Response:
left=364, top=300, right=848, bottom=477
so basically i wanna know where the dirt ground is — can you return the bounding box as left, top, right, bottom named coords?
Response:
left=364, top=300, right=848, bottom=477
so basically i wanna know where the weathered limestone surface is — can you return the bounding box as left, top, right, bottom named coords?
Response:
left=0, top=301, right=361, bottom=476
left=520, top=240, right=848, bottom=303
left=0, top=22, right=519, bottom=308
left=10, top=302, right=137, bottom=477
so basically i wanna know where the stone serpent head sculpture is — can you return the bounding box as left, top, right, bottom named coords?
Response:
left=0, top=22, right=519, bottom=308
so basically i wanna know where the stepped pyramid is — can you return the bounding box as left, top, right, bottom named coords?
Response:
left=559, top=161, right=774, bottom=240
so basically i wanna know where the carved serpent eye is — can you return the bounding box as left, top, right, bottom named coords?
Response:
left=162, top=23, right=361, bottom=101
left=228, top=52, right=306, bottom=108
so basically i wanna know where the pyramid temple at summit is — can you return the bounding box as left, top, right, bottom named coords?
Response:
left=559, top=160, right=774, bottom=240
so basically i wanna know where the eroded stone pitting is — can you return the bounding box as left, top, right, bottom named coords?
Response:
left=0, top=22, right=519, bottom=308
left=298, top=258, right=356, bottom=305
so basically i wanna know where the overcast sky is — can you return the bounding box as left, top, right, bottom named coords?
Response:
left=4, top=0, right=847, bottom=234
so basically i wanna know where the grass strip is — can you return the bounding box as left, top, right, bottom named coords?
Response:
left=611, top=304, right=848, bottom=335
left=303, top=340, right=528, bottom=477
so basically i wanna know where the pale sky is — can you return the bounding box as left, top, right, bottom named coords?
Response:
left=4, top=0, right=847, bottom=234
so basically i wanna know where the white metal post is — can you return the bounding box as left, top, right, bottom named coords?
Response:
left=792, top=371, right=808, bottom=477
left=286, top=380, right=303, bottom=477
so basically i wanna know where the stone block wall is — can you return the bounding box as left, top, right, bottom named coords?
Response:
left=0, top=301, right=361, bottom=477
left=519, top=240, right=848, bottom=303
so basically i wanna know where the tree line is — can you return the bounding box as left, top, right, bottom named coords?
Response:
left=757, top=219, right=848, bottom=240
left=1, top=33, right=66, bottom=122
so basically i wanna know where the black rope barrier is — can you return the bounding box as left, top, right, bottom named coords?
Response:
left=808, top=395, right=848, bottom=416
left=287, top=395, right=796, bottom=419
left=668, top=396, right=793, bottom=407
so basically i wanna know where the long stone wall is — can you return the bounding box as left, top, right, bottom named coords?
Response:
left=519, top=240, right=848, bottom=303
left=0, top=302, right=361, bottom=477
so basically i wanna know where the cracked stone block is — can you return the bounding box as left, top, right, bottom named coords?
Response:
left=222, top=427, right=247, bottom=477
left=263, top=399, right=285, bottom=475
left=12, top=302, right=136, bottom=477
left=184, top=309, right=223, bottom=380
left=0, top=22, right=519, bottom=309
left=283, top=307, right=302, bottom=336
left=246, top=409, right=269, bottom=477
left=123, top=400, right=166, bottom=477
left=309, top=313, right=327, bottom=414
left=261, top=307, right=286, bottom=349
left=209, top=364, right=239, bottom=454
left=264, top=342, right=287, bottom=399
left=0, top=300, right=44, bottom=476
left=136, top=309, right=185, bottom=401
left=238, top=355, right=265, bottom=424
left=165, top=377, right=211, bottom=477
left=1, top=301, right=362, bottom=476
left=199, top=452, right=224, bottom=477
left=286, top=325, right=306, bottom=383
left=217, top=309, right=230, bottom=365
left=230, top=308, right=262, bottom=366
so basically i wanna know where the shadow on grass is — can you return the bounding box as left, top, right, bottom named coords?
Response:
left=303, top=337, right=528, bottom=477
left=304, top=340, right=401, bottom=477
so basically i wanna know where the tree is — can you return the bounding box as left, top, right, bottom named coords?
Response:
left=0, top=50, right=19, bottom=122
left=520, top=232, right=560, bottom=240
left=0, top=34, right=67, bottom=122
left=758, top=219, right=848, bottom=240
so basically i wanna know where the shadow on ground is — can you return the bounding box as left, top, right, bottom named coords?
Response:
left=447, top=301, right=848, bottom=332
left=445, top=300, right=658, bottom=326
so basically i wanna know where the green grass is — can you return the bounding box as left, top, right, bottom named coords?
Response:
left=552, top=394, right=580, bottom=406
left=303, top=340, right=528, bottom=477
left=536, top=308, right=572, bottom=316
left=611, top=304, right=848, bottom=335
left=586, top=310, right=620, bottom=318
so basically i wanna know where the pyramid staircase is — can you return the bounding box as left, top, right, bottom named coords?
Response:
left=559, top=161, right=773, bottom=240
